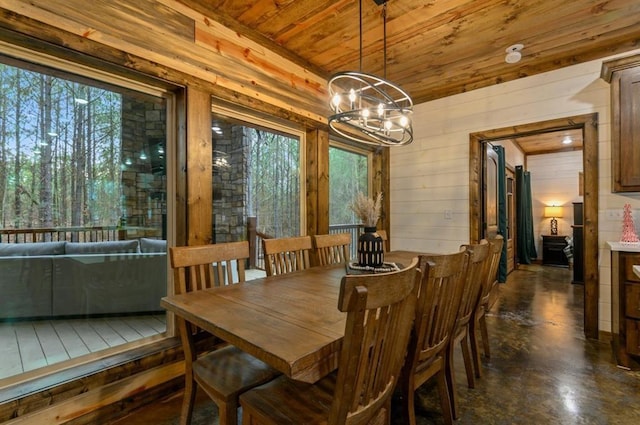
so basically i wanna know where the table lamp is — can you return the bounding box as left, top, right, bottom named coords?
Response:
left=544, top=205, right=563, bottom=235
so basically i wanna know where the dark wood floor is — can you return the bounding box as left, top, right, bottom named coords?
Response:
left=109, top=264, right=640, bottom=424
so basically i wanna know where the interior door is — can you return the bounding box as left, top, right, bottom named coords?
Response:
left=485, top=146, right=499, bottom=238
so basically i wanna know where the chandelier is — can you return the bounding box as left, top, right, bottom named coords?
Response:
left=328, top=0, right=413, bottom=146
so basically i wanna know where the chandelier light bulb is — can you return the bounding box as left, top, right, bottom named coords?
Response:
left=362, top=108, right=370, bottom=118
left=399, top=115, right=408, bottom=127
left=348, top=89, right=356, bottom=103
left=332, top=93, right=341, bottom=107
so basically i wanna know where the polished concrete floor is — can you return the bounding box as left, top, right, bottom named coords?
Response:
left=111, top=264, right=640, bottom=424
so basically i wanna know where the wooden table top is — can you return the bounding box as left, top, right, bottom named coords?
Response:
left=161, top=250, right=422, bottom=383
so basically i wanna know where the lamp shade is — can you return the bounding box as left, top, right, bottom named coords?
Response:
left=544, top=206, right=563, bottom=218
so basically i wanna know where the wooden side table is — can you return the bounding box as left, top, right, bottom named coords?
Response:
left=542, top=235, right=569, bottom=267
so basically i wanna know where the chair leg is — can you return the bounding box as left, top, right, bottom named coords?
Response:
left=445, top=343, right=459, bottom=420
left=398, top=369, right=418, bottom=425
left=460, top=331, right=475, bottom=389
left=436, top=368, right=454, bottom=425
left=469, top=314, right=483, bottom=379
left=180, top=377, right=196, bottom=425
left=217, top=399, right=238, bottom=425
left=480, top=311, right=491, bottom=358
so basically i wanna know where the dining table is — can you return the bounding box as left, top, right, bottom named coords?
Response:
left=160, top=250, right=422, bottom=384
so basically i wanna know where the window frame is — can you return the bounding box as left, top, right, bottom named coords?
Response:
left=0, top=41, right=177, bottom=388
left=212, top=103, right=307, bottom=236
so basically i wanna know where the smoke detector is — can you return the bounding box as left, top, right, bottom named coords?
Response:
left=505, top=44, right=524, bottom=64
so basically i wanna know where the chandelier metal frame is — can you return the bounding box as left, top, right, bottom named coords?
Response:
left=327, top=0, right=413, bottom=146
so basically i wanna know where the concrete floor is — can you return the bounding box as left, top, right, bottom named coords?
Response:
left=111, top=264, right=640, bottom=424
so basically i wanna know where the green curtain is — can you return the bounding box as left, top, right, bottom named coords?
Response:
left=493, top=145, right=507, bottom=282
left=516, top=165, right=537, bottom=263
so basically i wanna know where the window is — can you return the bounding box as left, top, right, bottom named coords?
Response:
left=328, top=143, right=371, bottom=258
left=0, top=55, right=169, bottom=381
left=211, top=107, right=304, bottom=271
left=329, top=143, right=370, bottom=226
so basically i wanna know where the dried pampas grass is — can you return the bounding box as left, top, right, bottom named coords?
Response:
left=350, top=192, right=382, bottom=227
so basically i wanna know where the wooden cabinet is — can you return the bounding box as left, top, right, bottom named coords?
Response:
left=602, top=54, right=640, bottom=192
left=542, top=235, right=568, bottom=267
left=610, top=248, right=640, bottom=369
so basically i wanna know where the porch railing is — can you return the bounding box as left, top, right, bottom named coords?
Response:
left=0, top=226, right=127, bottom=243
left=246, top=217, right=363, bottom=270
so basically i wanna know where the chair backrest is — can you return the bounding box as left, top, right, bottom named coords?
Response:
left=170, top=241, right=249, bottom=294
left=408, top=250, right=469, bottom=370
left=377, top=229, right=389, bottom=252
left=263, top=235, right=313, bottom=276
left=313, top=233, right=351, bottom=266
left=480, top=235, right=505, bottom=305
left=457, top=240, right=490, bottom=329
left=330, top=257, right=420, bottom=425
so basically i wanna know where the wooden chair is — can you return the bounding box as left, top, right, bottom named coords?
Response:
left=398, top=250, right=469, bottom=425
left=239, top=257, right=420, bottom=425
left=377, top=229, right=389, bottom=252
left=169, top=242, right=279, bottom=425
left=470, top=235, right=504, bottom=378
left=446, top=240, right=490, bottom=419
left=262, top=235, right=313, bottom=276
left=313, top=233, right=351, bottom=266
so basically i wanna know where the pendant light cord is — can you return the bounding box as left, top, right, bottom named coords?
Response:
left=359, top=0, right=363, bottom=73
left=383, top=1, right=387, bottom=79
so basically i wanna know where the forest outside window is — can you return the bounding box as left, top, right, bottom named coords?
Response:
left=328, top=143, right=371, bottom=257
left=0, top=57, right=168, bottom=382
left=211, top=109, right=303, bottom=273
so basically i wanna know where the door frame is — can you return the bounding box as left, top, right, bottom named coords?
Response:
left=468, top=113, right=599, bottom=339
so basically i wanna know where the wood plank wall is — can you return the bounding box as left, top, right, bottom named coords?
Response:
left=0, top=1, right=389, bottom=423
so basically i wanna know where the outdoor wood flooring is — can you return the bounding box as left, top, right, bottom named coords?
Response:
left=0, top=314, right=166, bottom=380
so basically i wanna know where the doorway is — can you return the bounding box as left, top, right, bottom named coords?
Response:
left=469, top=113, right=599, bottom=339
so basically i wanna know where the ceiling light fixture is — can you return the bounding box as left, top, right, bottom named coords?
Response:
left=327, top=0, right=413, bottom=146
left=562, top=136, right=573, bottom=145
left=505, top=44, right=524, bottom=64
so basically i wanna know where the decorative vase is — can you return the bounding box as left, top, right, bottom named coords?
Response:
left=358, top=227, right=384, bottom=267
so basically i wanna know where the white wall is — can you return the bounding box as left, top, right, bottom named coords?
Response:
left=390, top=48, right=640, bottom=333
left=528, top=151, right=583, bottom=255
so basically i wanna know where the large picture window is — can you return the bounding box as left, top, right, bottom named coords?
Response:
left=211, top=108, right=304, bottom=272
left=0, top=57, right=169, bottom=381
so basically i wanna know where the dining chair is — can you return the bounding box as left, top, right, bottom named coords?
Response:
left=377, top=229, right=389, bottom=252
left=447, top=240, right=490, bottom=419
left=470, top=235, right=504, bottom=378
left=239, top=257, right=420, bottom=425
left=262, top=235, right=313, bottom=276
left=398, top=250, right=469, bottom=425
left=312, top=232, right=351, bottom=266
left=169, top=242, right=279, bottom=425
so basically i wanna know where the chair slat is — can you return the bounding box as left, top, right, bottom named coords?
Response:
left=263, top=236, right=313, bottom=276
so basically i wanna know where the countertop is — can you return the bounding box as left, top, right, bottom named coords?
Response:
left=607, top=241, right=640, bottom=252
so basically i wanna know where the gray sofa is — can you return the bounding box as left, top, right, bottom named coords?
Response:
left=0, top=238, right=167, bottom=320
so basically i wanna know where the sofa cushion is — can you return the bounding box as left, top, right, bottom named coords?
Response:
left=140, top=238, right=167, bottom=253
left=0, top=241, right=66, bottom=256
left=0, top=256, right=53, bottom=318
left=65, top=240, right=140, bottom=254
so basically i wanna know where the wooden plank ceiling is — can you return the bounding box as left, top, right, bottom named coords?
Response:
left=498, top=128, right=584, bottom=156
left=180, top=0, right=640, bottom=105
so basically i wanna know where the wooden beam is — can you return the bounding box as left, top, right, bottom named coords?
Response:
left=0, top=0, right=328, bottom=123
left=186, top=88, right=212, bottom=245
